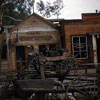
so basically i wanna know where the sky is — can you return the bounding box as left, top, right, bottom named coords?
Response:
left=35, top=0, right=100, bottom=19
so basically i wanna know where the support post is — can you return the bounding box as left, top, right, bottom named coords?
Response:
left=92, top=35, right=98, bottom=64
left=40, top=64, right=45, bottom=79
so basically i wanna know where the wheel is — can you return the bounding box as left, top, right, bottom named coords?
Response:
left=65, top=74, right=100, bottom=100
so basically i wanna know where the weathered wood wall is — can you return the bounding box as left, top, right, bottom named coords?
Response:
left=8, top=13, right=61, bottom=71
left=61, top=13, right=100, bottom=64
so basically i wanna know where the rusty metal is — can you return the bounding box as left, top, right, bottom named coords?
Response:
left=13, top=49, right=78, bottom=100
left=1, top=49, right=100, bottom=100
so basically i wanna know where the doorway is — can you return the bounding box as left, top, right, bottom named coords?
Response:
left=97, top=36, right=100, bottom=63
left=16, top=46, right=25, bottom=61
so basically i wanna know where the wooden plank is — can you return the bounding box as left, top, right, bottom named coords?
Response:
left=16, top=79, right=54, bottom=91
left=12, top=28, right=57, bottom=34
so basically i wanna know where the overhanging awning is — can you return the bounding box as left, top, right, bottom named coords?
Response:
left=86, top=32, right=100, bottom=36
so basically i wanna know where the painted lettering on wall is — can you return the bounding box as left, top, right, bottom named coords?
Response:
left=19, top=35, right=53, bottom=41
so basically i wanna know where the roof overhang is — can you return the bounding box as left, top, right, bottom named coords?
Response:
left=86, top=32, right=100, bottom=36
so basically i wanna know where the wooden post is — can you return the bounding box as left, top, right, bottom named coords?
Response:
left=92, top=35, right=98, bottom=64
left=40, top=64, right=45, bottom=79
left=10, top=44, right=16, bottom=71
left=39, top=55, right=45, bottom=79
left=6, top=30, right=11, bottom=72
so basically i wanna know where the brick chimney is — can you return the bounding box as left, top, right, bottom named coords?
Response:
left=96, top=10, right=98, bottom=13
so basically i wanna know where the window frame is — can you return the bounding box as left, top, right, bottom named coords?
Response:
left=72, top=36, right=88, bottom=59
left=39, top=44, right=62, bottom=57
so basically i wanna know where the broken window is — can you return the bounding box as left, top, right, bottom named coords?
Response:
left=39, top=44, right=62, bottom=57
left=72, top=36, right=88, bottom=59
left=49, top=44, right=56, bottom=50
left=39, top=45, right=47, bottom=56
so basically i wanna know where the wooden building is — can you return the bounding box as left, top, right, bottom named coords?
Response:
left=60, top=12, right=100, bottom=64
left=5, top=13, right=61, bottom=71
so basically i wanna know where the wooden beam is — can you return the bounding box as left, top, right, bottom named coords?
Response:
left=92, top=35, right=98, bottom=64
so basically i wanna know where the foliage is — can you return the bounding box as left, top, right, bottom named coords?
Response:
left=0, top=0, right=64, bottom=25
left=0, top=0, right=34, bottom=25
left=36, top=0, right=63, bottom=18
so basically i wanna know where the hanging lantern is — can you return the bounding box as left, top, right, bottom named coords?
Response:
left=97, top=35, right=100, bottom=38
